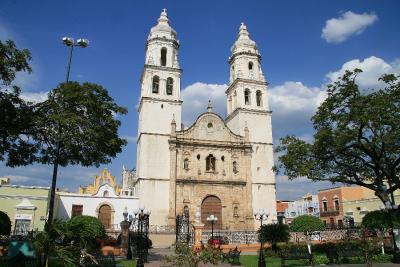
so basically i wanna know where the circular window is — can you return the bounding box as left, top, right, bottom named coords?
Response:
left=207, top=123, right=213, bottom=128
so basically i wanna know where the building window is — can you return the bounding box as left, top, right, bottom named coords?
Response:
left=161, top=47, right=167, bottom=66
left=103, top=190, right=109, bottom=197
left=166, top=77, right=173, bottom=95
left=72, top=205, right=83, bottom=217
left=322, top=201, right=328, bottom=212
left=244, top=89, right=250, bottom=105
left=184, top=205, right=189, bottom=216
left=206, top=154, right=216, bottom=171
left=248, top=62, right=253, bottom=70
left=183, top=158, right=189, bottom=170
left=334, top=198, right=340, bottom=211
left=256, top=90, right=262, bottom=107
left=152, top=76, right=159, bottom=93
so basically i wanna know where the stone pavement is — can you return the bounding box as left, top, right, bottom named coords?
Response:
left=142, top=248, right=400, bottom=267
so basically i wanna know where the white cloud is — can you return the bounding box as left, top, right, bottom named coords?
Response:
left=325, top=56, right=400, bottom=90
left=322, top=11, right=378, bottom=43
left=20, top=91, right=48, bottom=103
left=269, top=81, right=327, bottom=138
left=181, top=82, right=227, bottom=126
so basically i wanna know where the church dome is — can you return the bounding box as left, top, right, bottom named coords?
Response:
left=231, top=23, right=259, bottom=55
left=148, top=9, right=177, bottom=40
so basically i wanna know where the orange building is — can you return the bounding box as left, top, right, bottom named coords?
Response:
left=276, top=200, right=292, bottom=224
left=318, top=186, right=372, bottom=228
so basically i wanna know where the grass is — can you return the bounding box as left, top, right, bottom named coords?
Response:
left=115, top=259, right=136, bottom=267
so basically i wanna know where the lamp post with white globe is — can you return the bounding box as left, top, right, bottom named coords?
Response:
left=254, top=208, right=269, bottom=267
left=206, top=214, right=218, bottom=245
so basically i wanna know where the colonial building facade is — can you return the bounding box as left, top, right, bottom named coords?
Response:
left=136, top=10, right=276, bottom=230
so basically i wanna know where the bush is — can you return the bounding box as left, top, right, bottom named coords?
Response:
left=290, top=215, right=325, bottom=233
left=0, top=211, right=11, bottom=235
left=67, top=215, right=106, bottom=250
left=259, top=223, right=289, bottom=252
left=163, top=243, right=222, bottom=267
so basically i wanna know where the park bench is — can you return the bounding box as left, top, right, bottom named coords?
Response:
left=325, top=245, right=365, bottom=264
left=280, top=248, right=313, bottom=267
left=222, top=247, right=241, bottom=265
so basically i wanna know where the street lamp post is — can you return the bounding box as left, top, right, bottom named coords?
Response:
left=136, top=204, right=151, bottom=267
left=254, top=208, right=269, bottom=267
left=123, top=207, right=136, bottom=260
left=46, top=37, right=89, bottom=224
left=206, top=214, right=218, bottom=245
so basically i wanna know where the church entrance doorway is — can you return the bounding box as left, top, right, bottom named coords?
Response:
left=98, top=204, right=112, bottom=229
left=201, top=195, right=222, bottom=230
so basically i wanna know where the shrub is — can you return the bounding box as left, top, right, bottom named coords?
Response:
left=0, top=211, right=11, bottom=235
left=163, top=243, right=222, bottom=267
left=67, top=215, right=106, bottom=249
left=259, top=223, right=289, bottom=252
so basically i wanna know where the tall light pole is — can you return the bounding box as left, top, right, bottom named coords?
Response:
left=207, top=214, right=218, bottom=245
left=136, top=204, right=151, bottom=267
left=46, top=37, right=89, bottom=224
left=254, top=208, right=269, bottom=267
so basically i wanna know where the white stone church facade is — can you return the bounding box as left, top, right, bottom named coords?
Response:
left=136, top=10, right=276, bottom=230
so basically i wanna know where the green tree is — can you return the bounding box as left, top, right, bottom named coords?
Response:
left=275, top=69, right=400, bottom=204
left=0, top=211, right=11, bottom=235
left=290, top=215, right=325, bottom=233
left=259, top=223, right=290, bottom=252
left=0, top=40, right=36, bottom=163
left=362, top=210, right=400, bottom=230
left=290, top=215, right=325, bottom=254
left=67, top=215, right=106, bottom=249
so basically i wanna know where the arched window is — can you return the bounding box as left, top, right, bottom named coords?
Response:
left=233, top=91, right=237, bottom=109
left=103, top=190, right=109, bottom=197
left=248, top=62, right=253, bottom=70
left=206, top=154, right=216, bottom=171
left=152, top=75, right=159, bottom=93
left=256, top=90, right=262, bottom=107
left=244, top=89, right=250, bottom=105
left=166, top=77, right=173, bottom=95
left=161, top=47, right=167, bottom=66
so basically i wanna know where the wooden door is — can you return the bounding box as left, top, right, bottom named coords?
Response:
left=201, top=195, right=222, bottom=230
left=98, top=204, right=112, bottom=229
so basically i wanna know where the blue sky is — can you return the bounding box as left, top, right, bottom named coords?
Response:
left=1, top=0, right=399, bottom=200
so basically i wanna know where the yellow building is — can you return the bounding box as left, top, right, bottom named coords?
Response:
left=343, top=190, right=400, bottom=224
left=79, top=168, right=121, bottom=195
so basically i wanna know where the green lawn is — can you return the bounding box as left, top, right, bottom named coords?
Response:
left=115, top=259, right=136, bottom=267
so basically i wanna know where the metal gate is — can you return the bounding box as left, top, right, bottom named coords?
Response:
left=176, top=212, right=193, bottom=244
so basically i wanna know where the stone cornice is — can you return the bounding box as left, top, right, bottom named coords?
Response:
left=144, top=64, right=182, bottom=74
left=137, top=132, right=170, bottom=144
left=169, top=138, right=252, bottom=150
left=251, top=182, right=276, bottom=186
left=225, top=78, right=268, bottom=94
left=229, top=51, right=261, bottom=64
left=225, top=108, right=272, bottom=123
left=137, top=177, right=170, bottom=182
left=147, top=37, right=180, bottom=48
left=137, top=97, right=183, bottom=112
left=0, top=194, right=48, bottom=200
left=176, top=178, right=246, bottom=186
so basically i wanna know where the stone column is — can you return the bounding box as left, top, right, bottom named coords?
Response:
left=120, top=220, right=130, bottom=256
left=192, top=209, right=204, bottom=253
left=192, top=222, right=205, bottom=253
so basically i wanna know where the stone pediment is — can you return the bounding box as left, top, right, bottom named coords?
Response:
left=176, top=112, right=244, bottom=143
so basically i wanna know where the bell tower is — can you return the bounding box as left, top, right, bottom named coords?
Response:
left=226, top=23, right=276, bottom=224
left=136, top=9, right=182, bottom=226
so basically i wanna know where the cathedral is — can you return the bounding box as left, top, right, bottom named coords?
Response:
left=136, top=9, right=276, bottom=231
